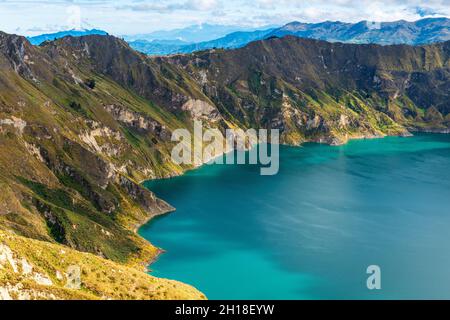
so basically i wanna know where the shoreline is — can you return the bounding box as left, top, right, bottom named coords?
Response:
left=136, top=129, right=450, bottom=271
left=133, top=205, right=176, bottom=271
left=409, top=128, right=450, bottom=134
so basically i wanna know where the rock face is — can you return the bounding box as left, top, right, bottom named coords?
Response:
left=167, top=36, right=449, bottom=144
left=0, top=31, right=449, bottom=299
left=103, top=104, right=170, bottom=139
left=181, top=99, right=221, bottom=122
left=0, top=32, right=35, bottom=78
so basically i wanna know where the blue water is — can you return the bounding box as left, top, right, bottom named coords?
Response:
left=141, top=134, right=450, bottom=299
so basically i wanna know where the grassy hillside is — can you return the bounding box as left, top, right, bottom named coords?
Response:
left=167, top=36, right=450, bottom=144
left=0, top=231, right=205, bottom=300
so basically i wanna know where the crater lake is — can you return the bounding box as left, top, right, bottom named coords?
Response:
left=141, top=134, right=450, bottom=299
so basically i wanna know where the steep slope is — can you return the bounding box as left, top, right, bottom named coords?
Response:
left=0, top=31, right=211, bottom=299
left=0, top=32, right=176, bottom=265
left=0, top=230, right=205, bottom=300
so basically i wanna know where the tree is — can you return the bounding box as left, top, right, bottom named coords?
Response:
left=84, top=79, right=96, bottom=89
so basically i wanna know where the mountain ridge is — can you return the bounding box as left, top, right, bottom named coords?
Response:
left=268, top=18, right=450, bottom=45
left=27, top=29, right=108, bottom=46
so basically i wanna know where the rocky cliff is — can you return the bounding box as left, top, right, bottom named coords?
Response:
left=166, top=36, right=449, bottom=144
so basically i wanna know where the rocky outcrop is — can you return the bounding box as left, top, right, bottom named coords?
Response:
left=103, top=104, right=170, bottom=139
left=0, top=117, right=27, bottom=134
left=0, top=242, right=53, bottom=299
left=181, top=99, right=221, bottom=122
left=79, top=123, right=124, bottom=157
left=118, top=175, right=173, bottom=216
left=0, top=32, right=36, bottom=80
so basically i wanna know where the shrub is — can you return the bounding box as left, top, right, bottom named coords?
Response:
left=69, top=101, right=82, bottom=111
left=85, top=79, right=96, bottom=89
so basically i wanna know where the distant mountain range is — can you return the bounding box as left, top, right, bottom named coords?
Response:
left=128, top=28, right=275, bottom=55
left=26, top=18, right=450, bottom=56
left=268, top=18, right=450, bottom=45
left=27, top=29, right=108, bottom=45
left=128, top=18, right=450, bottom=55
left=121, top=23, right=278, bottom=43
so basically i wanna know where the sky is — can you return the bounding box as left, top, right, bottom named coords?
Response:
left=0, top=0, right=449, bottom=36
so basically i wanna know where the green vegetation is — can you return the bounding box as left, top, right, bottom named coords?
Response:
left=0, top=231, right=206, bottom=300
left=84, top=78, right=96, bottom=89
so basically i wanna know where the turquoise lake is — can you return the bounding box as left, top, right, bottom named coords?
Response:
left=141, top=134, right=450, bottom=299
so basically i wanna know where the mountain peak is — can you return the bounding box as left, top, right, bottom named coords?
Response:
left=41, top=33, right=136, bottom=67
left=0, top=31, right=35, bottom=73
left=0, top=31, right=30, bottom=45
left=267, top=17, right=450, bottom=46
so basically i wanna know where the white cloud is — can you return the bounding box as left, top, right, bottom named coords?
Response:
left=119, top=0, right=220, bottom=12
left=0, top=0, right=448, bottom=36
